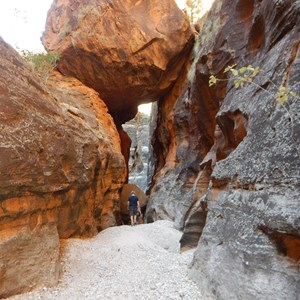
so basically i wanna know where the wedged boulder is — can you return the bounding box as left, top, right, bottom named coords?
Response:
left=146, top=0, right=300, bottom=298
left=0, top=38, right=126, bottom=296
left=42, top=0, right=194, bottom=124
left=120, top=183, right=147, bottom=224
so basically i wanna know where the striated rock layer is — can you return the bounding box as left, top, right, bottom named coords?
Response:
left=147, top=0, right=300, bottom=299
left=0, top=38, right=126, bottom=297
left=42, top=0, right=194, bottom=124
left=0, top=225, right=60, bottom=299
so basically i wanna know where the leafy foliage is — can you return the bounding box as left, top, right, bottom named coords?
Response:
left=209, top=64, right=298, bottom=105
left=21, top=50, right=60, bottom=79
left=208, top=75, right=217, bottom=86
left=209, top=64, right=299, bottom=156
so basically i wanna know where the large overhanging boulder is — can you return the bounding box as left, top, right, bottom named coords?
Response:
left=42, top=0, right=194, bottom=124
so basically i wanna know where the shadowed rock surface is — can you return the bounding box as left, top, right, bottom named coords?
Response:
left=0, top=38, right=126, bottom=297
left=42, top=0, right=194, bottom=124
left=146, top=0, right=300, bottom=299
left=189, top=1, right=300, bottom=298
left=146, top=51, right=206, bottom=228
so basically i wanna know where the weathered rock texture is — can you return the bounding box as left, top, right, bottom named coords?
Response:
left=0, top=38, right=126, bottom=297
left=123, top=111, right=150, bottom=192
left=146, top=0, right=300, bottom=299
left=0, top=225, right=60, bottom=299
left=42, top=0, right=194, bottom=124
left=146, top=53, right=207, bottom=227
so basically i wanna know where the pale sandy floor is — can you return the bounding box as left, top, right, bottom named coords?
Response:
left=9, top=220, right=202, bottom=300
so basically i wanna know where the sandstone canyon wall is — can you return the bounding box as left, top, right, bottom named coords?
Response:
left=0, top=0, right=193, bottom=297
left=0, top=38, right=126, bottom=297
left=146, top=0, right=300, bottom=299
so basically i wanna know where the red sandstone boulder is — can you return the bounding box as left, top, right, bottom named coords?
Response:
left=0, top=39, right=126, bottom=234
left=0, top=37, right=126, bottom=297
left=119, top=183, right=147, bottom=224
left=42, top=0, right=194, bottom=124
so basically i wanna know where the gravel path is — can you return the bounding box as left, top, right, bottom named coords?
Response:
left=9, top=220, right=202, bottom=300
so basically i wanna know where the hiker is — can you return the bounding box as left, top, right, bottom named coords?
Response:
left=127, top=190, right=141, bottom=226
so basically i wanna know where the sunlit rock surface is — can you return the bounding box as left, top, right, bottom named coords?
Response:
left=123, top=112, right=150, bottom=192
left=42, top=0, right=194, bottom=124
left=0, top=38, right=126, bottom=297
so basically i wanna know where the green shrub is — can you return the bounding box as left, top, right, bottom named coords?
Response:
left=21, top=50, right=60, bottom=80
left=209, top=64, right=297, bottom=105
left=209, top=64, right=299, bottom=156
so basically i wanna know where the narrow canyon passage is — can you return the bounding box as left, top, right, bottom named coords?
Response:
left=1, top=0, right=299, bottom=299
left=8, top=221, right=202, bottom=300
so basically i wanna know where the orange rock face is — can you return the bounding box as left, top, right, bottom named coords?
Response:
left=0, top=40, right=126, bottom=234
left=0, top=38, right=126, bottom=297
left=0, top=225, right=60, bottom=298
left=42, top=0, right=194, bottom=124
